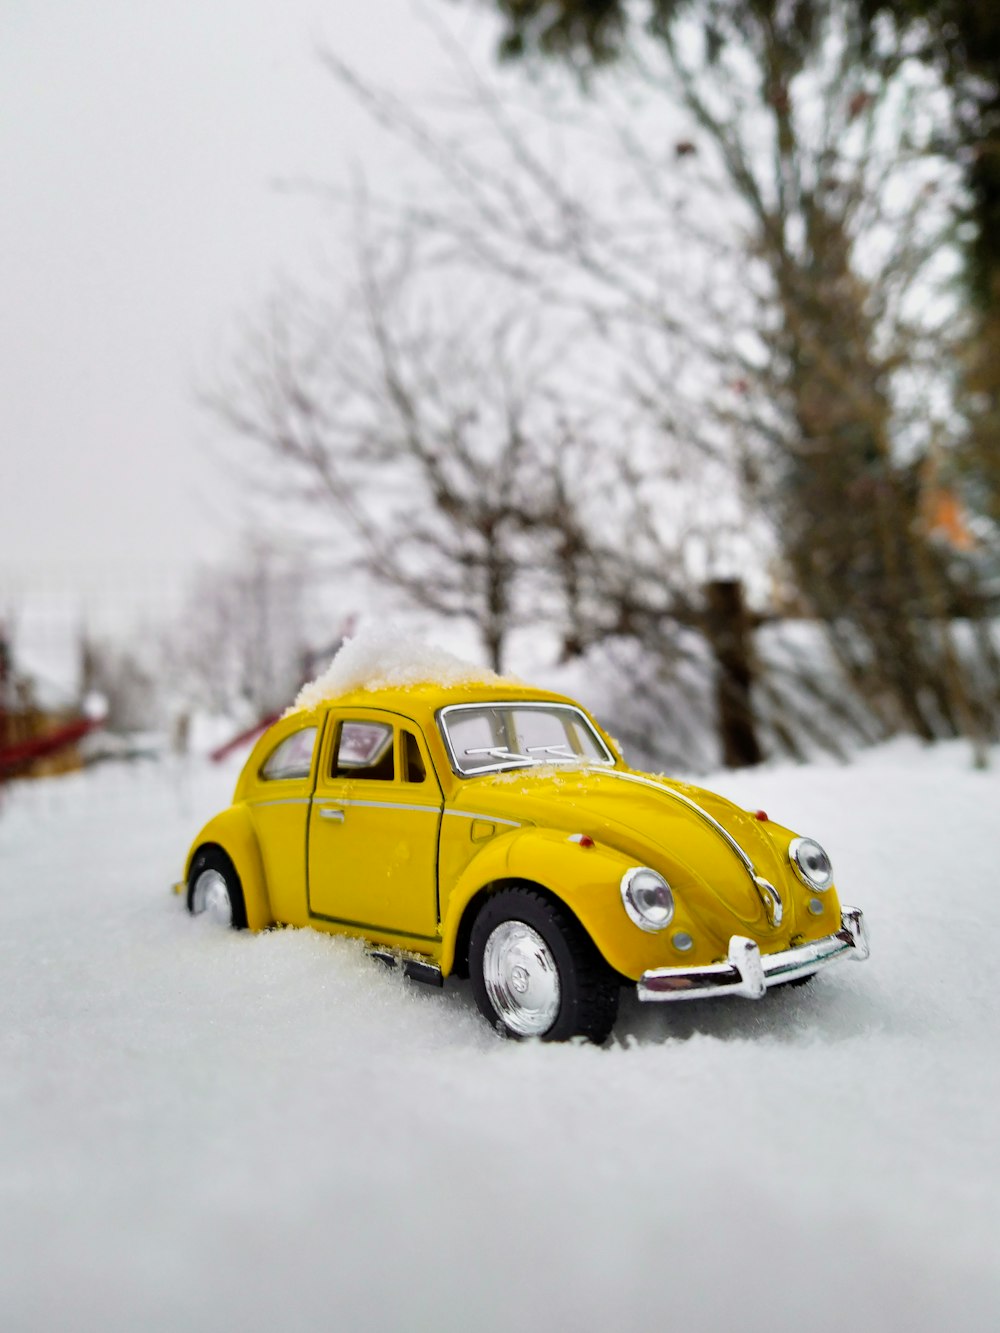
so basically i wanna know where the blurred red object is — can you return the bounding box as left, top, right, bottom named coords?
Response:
left=0, top=717, right=102, bottom=778
left=209, top=713, right=281, bottom=764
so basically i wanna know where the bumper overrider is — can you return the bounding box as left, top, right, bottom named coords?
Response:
left=637, top=907, right=869, bottom=1002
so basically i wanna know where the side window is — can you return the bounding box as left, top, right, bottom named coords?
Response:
left=401, top=730, right=426, bottom=784
left=260, top=727, right=318, bottom=781
left=333, top=721, right=395, bottom=781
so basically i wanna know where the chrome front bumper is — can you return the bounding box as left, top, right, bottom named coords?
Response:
left=637, top=907, right=869, bottom=1002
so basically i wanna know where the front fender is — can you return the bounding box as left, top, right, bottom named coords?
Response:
left=439, top=826, right=644, bottom=977
left=185, top=805, right=273, bottom=932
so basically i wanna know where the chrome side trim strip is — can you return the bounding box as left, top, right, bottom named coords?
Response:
left=444, top=810, right=521, bottom=827
left=252, top=797, right=311, bottom=808
left=344, top=799, right=441, bottom=814
left=313, top=798, right=441, bottom=814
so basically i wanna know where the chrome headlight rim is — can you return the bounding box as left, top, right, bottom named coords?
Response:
left=788, top=836, right=834, bottom=892
left=620, top=866, right=675, bottom=933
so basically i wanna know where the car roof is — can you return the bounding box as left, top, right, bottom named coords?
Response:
left=286, top=680, right=582, bottom=731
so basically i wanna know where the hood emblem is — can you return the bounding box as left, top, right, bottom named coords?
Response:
left=754, top=876, right=783, bottom=927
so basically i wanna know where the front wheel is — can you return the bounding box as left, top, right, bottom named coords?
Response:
left=187, top=847, right=247, bottom=930
left=469, top=887, right=619, bottom=1042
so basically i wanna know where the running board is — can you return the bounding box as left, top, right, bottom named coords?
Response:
left=369, top=950, right=443, bottom=988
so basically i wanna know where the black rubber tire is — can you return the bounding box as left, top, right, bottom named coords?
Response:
left=186, top=846, right=248, bottom=930
left=469, top=886, right=620, bottom=1043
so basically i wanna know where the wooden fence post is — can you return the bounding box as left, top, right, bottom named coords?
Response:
left=703, top=579, right=762, bottom=768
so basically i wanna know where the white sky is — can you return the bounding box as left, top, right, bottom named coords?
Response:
left=0, top=0, right=495, bottom=626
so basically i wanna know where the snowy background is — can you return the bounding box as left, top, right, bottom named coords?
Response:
left=2, top=739, right=998, bottom=1331
left=4, top=3, right=999, bottom=1326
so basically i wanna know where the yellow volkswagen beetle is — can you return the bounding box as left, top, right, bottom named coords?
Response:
left=179, top=678, right=868, bottom=1041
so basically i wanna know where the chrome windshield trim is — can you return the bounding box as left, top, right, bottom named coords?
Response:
left=586, top=768, right=782, bottom=924
left=437, top=701, right=615, bottom=777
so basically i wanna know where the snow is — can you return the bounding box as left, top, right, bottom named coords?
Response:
left=1, top=740, right=999, bottom=1330
left=291, top=624, right=516, bottom=713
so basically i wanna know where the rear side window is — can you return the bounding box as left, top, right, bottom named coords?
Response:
left=261, top=727, right=318, bottom=781
left=333, top=721, right=395, bottom=781
left=401, top=730, right=426, bottom=783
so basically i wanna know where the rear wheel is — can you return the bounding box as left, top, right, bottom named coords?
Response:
left=187, top=847, right=247, bottom=930
left=469, top=887, right=619, bottom=1042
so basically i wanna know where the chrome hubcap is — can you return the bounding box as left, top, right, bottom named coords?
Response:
left=191, top=869, right=232, bottom=926
left=482, top=920, right=561, bottom=1037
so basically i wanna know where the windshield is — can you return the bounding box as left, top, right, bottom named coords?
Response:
left=438, top=702, right=615, bottom=776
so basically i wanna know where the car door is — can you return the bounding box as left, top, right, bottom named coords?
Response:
left=307, top=709, right=443, bottom=950
left=246, top=717, right=323, bottom=926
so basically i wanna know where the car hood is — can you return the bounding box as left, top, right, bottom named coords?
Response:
left=457, top=765, right=790, bottom=931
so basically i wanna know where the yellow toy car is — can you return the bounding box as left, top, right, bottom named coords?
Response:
left=179, top=678, right=868, bottom=1041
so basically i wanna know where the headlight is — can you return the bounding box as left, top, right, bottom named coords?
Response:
left=621, top=867, right=675, bottom=932
left=788, top=837, right=834, bottom=892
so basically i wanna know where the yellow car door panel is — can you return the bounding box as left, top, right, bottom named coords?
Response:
left=307, top=712, right=442, bottom=949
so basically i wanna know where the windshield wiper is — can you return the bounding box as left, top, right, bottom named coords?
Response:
left=463, top=746, right=538, bottom=768
left=525, top=745, right=578, bottom=761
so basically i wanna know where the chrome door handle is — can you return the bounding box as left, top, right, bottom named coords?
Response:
left=319, top=807, right=345, bottom=822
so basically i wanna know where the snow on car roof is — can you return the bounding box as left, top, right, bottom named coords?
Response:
left=290, top=625, right=522, bottom=714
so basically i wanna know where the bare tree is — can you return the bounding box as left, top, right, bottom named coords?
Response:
left=211, top=227, right=666, bottom=674
left=164, top=539, right=311, bottom=719
left=309, top=6, right=999, bottom=747
left=207, top=3, right=1000, bottom=768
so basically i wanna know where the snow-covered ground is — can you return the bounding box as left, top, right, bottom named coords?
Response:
left=1, top=741, right=998, bottom=1331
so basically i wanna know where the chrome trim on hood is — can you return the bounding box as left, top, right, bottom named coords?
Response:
left=585, top=769, right=783, bottom=926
